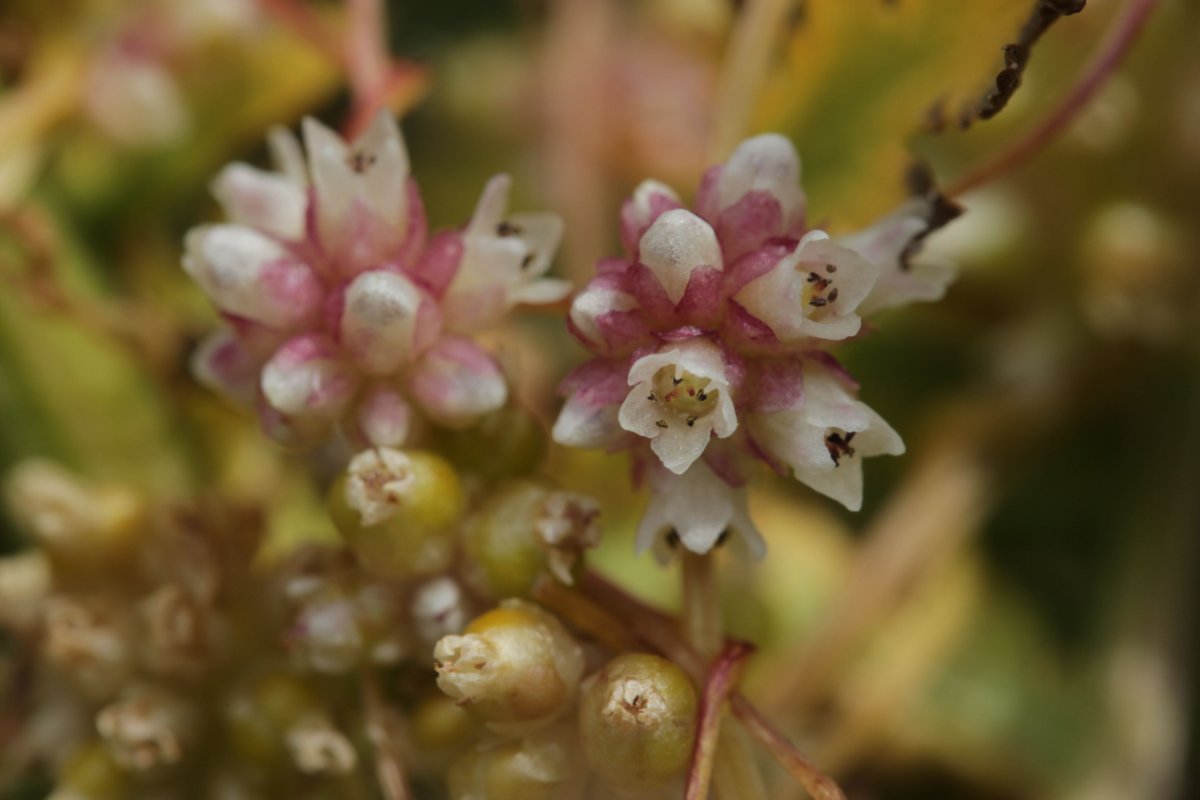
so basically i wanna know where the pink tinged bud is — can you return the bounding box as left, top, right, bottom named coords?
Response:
left=339, top=270, right=438, bottom=375
left=407, top=337, right=507, bottom=428
left=190, top=328, right=261, bottom=406
left=619, top=179, right=683, bottom=256
left=260, top=334, right=358, bottom=429
left=698, top=133, right=805, bottom=231
left=735, top=230, right=879, bottom=342
left=210, top=163, right=307, bottom=241
left=183, top=225, right=322, bottom=329
left=748, top=364, right=904, bottom=512
left=568, top=282, right=639, bottom=351
left=637, top=209, right=723, bottom=305
left=351, top=385, right=412, bottom=448
left=618, top=339, right=737, bottom=475
left=637, top=461, right=764, bottom=561
left=551, top=397, right=623, bottom=450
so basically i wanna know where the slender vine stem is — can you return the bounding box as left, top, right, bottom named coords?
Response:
left=685, top=642, right=754, bottom=800
left=682, top=552, right=722, bottom=660
left=947, top=0, right=1161, bottom=197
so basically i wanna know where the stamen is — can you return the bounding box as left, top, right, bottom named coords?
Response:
left=647, top=393, right=657, bottom=402
left=655, top=420, right=669, bottom=429
left=825, top=263, right=837, bottom=273
left=809, top=297, right=827, bottom=307
left=827, top=288, right=839, bottom=303
left=496, top=221, right=523, bottom=237
left=686, top=417, right=696, bottom=427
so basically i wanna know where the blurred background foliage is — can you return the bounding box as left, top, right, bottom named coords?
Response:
left=1, top=0, right=1197, bottom=798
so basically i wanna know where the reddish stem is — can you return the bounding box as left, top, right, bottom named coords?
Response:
left=685, top=642, right=754, bottom=800
left=947, top=0, right=1161, bottom=197
left=581, top=571, right=846, bottom=800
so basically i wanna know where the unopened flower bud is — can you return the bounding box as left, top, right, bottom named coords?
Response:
left=463, top=481, right=600, bottom=597
left=6, top=461, right=144, bottom=566
left=435, top=404, right=548, bottom=480
left=434, top=599, right=583, bottom=733
left=328, top=448, right=464, bottom=578
left=447, top=727, right=586, bottom=800
left=578, top=653, right=697, bottom=793
left=95, top=685, right=195, bottom=772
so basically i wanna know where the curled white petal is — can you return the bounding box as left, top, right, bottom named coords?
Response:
left=636, top=462, right=764, bottom=561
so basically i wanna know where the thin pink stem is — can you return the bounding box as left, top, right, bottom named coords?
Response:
left=685, top=642, right=754, bottom=800
left=947, top=0, right=1160, bottom=197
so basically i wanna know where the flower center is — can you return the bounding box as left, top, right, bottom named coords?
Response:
left=647, top=367, right=719, bottom=428
left=802, top=263, right=840, bottom=319
left=824, top=429, right=856, bottom=467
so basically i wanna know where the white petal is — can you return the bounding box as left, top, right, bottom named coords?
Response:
left=649, top=416, right=714, bottom=475
left=466, top=173, right=512, bottom=237
left=506, top=211, right=564, bottom=279
left=340, top=271, right=427, bottom=375
left=618, top=387, right=667, bottom=439
left=302, top=116, right=355, bottom=231
left=638, top=209, right=722, bottom=304
left=552, top=396, right=623, bottom=449
left=715, top=134, right=804, bottom=223
left=795, top=459, right=865, bottom=512
left=636, top=463, right=764, bottom=560
left=355, top=111, right=410, bottom=229
left=211, top=163, right=306, bottom=240
left=268, top=125, right=308, bottom=185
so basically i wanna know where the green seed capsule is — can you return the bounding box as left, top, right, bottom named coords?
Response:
left=223, top=672, right=318, bottom=764
left=447, top=728, right=586, bottom=800
left=463, top=481, right=600, bottom=598
left=328, top=448, right=464, bottom=578
left=59, top=740, right=130, bottom=800
left=410, top=693, right=481, bottom=753
left=435, top=404, right=548, bottom=481
left=434, top=599, right=584, bottom=733
left=578, top=653, right=698, bottom=793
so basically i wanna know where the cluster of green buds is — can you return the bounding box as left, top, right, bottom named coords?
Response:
left=432, top=601, right=699, bottom=799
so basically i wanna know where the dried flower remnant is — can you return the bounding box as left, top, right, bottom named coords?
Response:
left=186, top=112, right=566, bottom=448
left=554, top=134, right=953, bottom=557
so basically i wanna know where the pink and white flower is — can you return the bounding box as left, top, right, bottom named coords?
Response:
left=553, top=133, right=958, bottom=558
left=185, top=112, right=565, bottom=448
